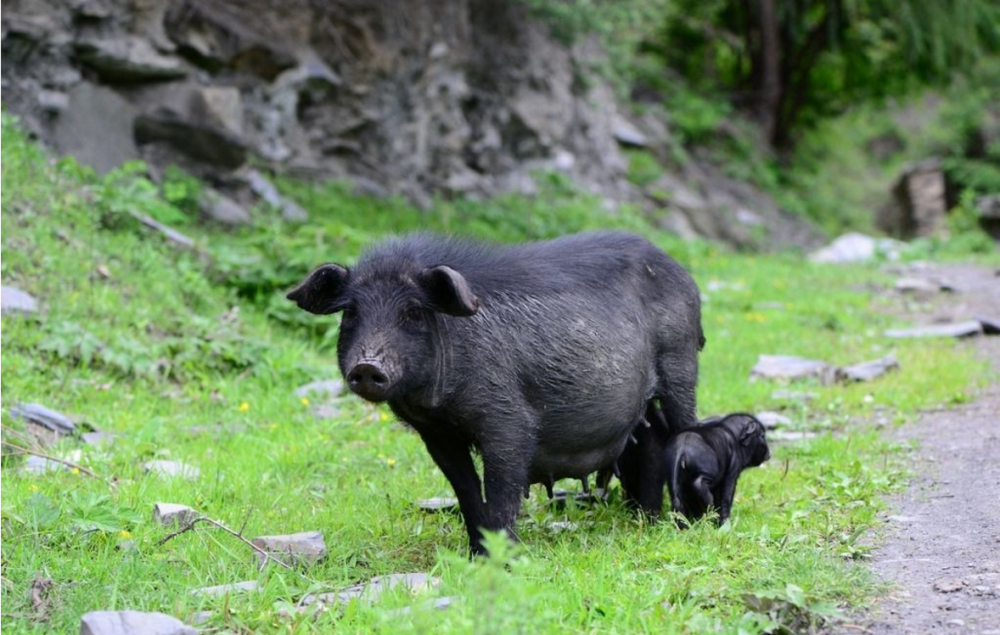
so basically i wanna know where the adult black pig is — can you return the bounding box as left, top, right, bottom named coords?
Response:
left=288, top=232, right=703, bottom=554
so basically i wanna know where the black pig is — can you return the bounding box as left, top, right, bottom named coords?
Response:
left=664, top=413, right=770, bottom=527
left=288, top=232, right=703, bottom=554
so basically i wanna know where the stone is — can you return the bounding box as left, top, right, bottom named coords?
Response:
left=769, top=389, right=817, bottom=403
left=295, top=379, right=344, bottom=399
left=300, top=572, right=440, bottom=607
left=877, top=159, right=948, bottom=238
left=152, top=503, right=198, bottom=527
left=37, top=90, right=69, bottom=113
left=385, top=596, right=457, bottom=616
left=9, top=403, right=75, bottom=435
left=82, top=431, right=117, bottom=447
left=1, top=286, right=39, bottom=316
left=53, top=83, right=139, bottom=174
left=134, top=83, right=247, bottom=169
left=251, top=531, right=327, bottom=567
left=22, top=455, right=66, bottom=473
left=164, top=1, right=296, bottom=80
left=976, top=316, right=1000, bottom=335
left=144, top=460, right=200, bottom=480
left=934, top=579, right=966, bottom=594
left=79, top=610, right=196, bottom=635
left=73, top=37, right=187, bottom=82
left=976, top=194, right=1000, bottom=238
left=768, top=430, right=818, bottom=443
left=414, top=497, right=460, bottom=513
left=894, top=277, right=951, bottom=294
left=840, top=355, right=900, bottom=382
left=809, top=233, right=906, bottom=264
left=756, top=411, right=792, bottom=429
left=885, top=321, right=984, bottom=339
left=190, top=611, right=213, bottom=625
left=190, top=581, right=259, bottom=597
left=750, top=355, right=838, bottom=384
left=201, top=189, right=251, bottom=225
left=611, top=114, right=647, bottom=148
left=243, top=169, right=308, bottom=222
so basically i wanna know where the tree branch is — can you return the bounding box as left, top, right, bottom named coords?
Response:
left=157, top=515, right=294, bottom=571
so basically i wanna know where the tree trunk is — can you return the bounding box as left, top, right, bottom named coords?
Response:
left=750, top=0, right=781, bottom=143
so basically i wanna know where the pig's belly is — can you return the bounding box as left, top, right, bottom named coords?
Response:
left=528, top=431, right=632, bottom=483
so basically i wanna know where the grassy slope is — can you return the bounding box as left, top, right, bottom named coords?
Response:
left=1, top=116, right=993, bottom=634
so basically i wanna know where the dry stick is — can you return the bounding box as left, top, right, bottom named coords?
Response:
left=1, top=438, right=101, bottom=480
left=157, top=515, right=294, bottom=571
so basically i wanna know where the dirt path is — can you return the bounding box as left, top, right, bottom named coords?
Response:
left=851, top=263, right=1000, bottom=635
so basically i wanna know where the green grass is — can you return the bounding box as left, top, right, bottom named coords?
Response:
left=0, top=115, right=991, bottom=634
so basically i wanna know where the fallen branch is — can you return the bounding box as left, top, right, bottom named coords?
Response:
left=158, top=515, right=293, bottom=571
left=1, top=438, right=101, bottom=480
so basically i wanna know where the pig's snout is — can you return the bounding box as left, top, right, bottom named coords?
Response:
left=347, top=361, right=391, bottom=401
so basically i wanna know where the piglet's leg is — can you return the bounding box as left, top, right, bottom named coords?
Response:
left=715, top=471, right=740, bottom=527
left=691, top=476, right=714, bottom=519
left=479, top=422, right=535, bottom=553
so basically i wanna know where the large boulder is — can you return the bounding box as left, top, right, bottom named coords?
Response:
left=877, top=159, right=948, bottom=238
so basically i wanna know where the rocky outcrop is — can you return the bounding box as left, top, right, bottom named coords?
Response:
left=2, top=0, right=820, bottom=248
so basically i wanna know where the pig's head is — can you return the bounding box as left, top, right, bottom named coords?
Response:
left=736, top=415, right=770, bottom=467
left=287, top=261, right=480, bottom=403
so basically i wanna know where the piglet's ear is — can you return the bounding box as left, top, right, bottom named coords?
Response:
left=419, top=265, right=480, bottom=317
left=740, top=419, right=761, bottom=446
left=286, top=263, right=350, bottom=314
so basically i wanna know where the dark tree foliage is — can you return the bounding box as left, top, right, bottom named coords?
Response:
left=657, top=0, right=1000, bottom=149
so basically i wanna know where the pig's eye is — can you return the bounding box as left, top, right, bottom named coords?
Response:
left=403, top=307, right=425, bottom=324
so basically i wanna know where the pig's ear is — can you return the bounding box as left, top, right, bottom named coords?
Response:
left=287, top=264, right=350, bottom=314
left=740, top=418, right=761, bottom=446
left=419, top=265, right=480, bottom=317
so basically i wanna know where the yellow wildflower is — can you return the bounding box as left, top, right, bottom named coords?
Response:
left=238, top=402, right=250, bottom=412
left=380, top=412, right=389, bottom=422
left=29, top=484, right=39, bottom=492
left=71, top=467, right=81, bottom=475
left=119, top=530, right=132, bottom=539
left=744, top=312, right=767, bottom=323
left=300, top=397, right=310, bottom=406
left=386, top=458, right=397, bottom=467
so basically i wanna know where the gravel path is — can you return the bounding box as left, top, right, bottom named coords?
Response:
left=852, top=263, right=1000, bottom=635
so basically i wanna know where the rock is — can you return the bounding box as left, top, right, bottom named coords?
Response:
left=612, top=114, right=647, bottom=148
left=976, top=316, right=1000, bottom=335
left=53, top=83, right=140, bottom=175
left=73, top=36, right=187, bottom=82
left=769, top=389, right=817, bottom=403
left=414, top=497, right=460, bottom=513
left=877, top=159, right=948, bottom=238
left=768, top=430, right=818, bottom=443
left=79, top=610, right=196, bottom=635
left=894, top=277, right=952, bottom=294
left=809, top=233, right=906, bottom=264
left=385, top=596, right=458, bottom=616
left=310, top=403, right=342, bottom=420
left=134, top=84, right=247, bottom=169
left=164, top=1, right=296, bottom=80
left=9, top=403, right=75, bottom=434
left=750, top=355, right=838, bottom=385
left=242, top=169, right=307, bottom=222
left=251, top=531, right=327, bottom=567
left=190, top=581, right=259, bottom=597
left=22, top=455, right=66, bottom=473
left=152, top=503, right=198, bottom=527
left=82, top=431, right=117, bottom=447
left=756, top=412, right=792, bottom=429
left=190, top=611, right=213, bottom=625
left=295, top=379, right=344, bottom=399
left=934, top=579, right=966, bottom=594
left=37, top=90, right=69, bottom=113
left=143, top=460, right=199, bottom=480
left=840, top=355, right=900, bottom=382
left=201, top=189, right=251, bottom=225
left=186, top=423, right=248, bottom=437
left=885, top=321, right=984, bottom=339
left=976, top=194, right=1000, bottom=239
left=1, top=286, right=39, bottom=315
left=301, top=572, right=440, bottom=607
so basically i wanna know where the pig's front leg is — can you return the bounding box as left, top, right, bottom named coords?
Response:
left=418, top=430, right=487, bottom=554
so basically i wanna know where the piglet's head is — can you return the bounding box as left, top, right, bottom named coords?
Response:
left=287, top=262, right=479, bottom=403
